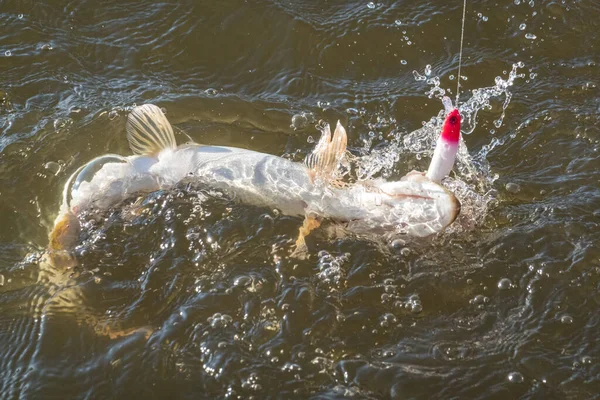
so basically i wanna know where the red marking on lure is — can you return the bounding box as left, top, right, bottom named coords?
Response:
left=441, top=108, right=461, bottom=143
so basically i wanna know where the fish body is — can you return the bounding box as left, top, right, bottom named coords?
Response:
left=50, top=104, right=462, bottom=254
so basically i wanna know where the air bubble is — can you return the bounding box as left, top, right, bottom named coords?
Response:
left=44, top=161, right=62, bottom=176
left=471, top=294, right=488, bottom=305
left=5, top=50, right=11, bottom=57
left=560, top=314, right=574, bottom=324
left=505, top=182, right=521, bottom=193
left=207, top=313, right=233, bottom=328
left=367, top=2, right=375, bottom=9
left=525, top=33, right=537, bottom=40
left=508, top=371, right=524, bottom=383
left=53, top=117, right=72, bottom=130
left=519, top=23, right=526, bottom=30
left=291, top=113, right=309, bottom=130
left=380, top=313, right=397, bottom=328
left=497, top=278, right=512, bottom=290
left=581, top=356, right=592, bottom=365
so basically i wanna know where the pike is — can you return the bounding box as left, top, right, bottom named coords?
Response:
left=48, top=104, right=462, bottom=260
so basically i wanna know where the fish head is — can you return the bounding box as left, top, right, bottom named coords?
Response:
left=346, top=174, right=460, bottom=237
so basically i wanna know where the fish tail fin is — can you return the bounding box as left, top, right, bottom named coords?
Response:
left=49, top=211, right=80, bottom=251
left=126, top=104, right=177, bottom=156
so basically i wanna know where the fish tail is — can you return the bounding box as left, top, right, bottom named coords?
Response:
left=126, top=104, right=177, bottom=156
left=49, top=211, right=80, bottom=251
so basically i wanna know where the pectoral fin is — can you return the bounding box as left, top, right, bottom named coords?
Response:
left=305, top=121, right=347, bottom=184
left=291, top=215, right=321, bottom=259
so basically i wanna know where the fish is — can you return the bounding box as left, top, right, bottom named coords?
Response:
left=47, top=104, right=462, bottom=261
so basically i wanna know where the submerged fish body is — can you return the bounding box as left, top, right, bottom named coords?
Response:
left=50, top=104, right=462, bottom=254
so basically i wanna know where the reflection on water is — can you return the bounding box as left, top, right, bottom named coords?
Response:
left=1, top=0, right=599, bottom=398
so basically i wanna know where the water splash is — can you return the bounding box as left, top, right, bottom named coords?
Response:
left=354, top=63, right=524, bottom=231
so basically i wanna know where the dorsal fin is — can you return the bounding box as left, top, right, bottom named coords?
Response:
left=305, top=120, right=347, bottom=184
left=126, top=104, right=177, bottom=155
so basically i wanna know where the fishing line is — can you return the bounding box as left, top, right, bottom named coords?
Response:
left=456, top=0, right=467, bottom=107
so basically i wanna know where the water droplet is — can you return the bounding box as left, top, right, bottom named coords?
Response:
left=5, top=50, right=11, bottom=57
left=505, top=182, right=521, bottom=193
left=108, top=110, right=118, bottom=120
left=514, top=0, right=521, bottom=5
left=497, top=278, right=512, bottom=290
left=205, top=88, right=218, bottom=96
left=560, top=314, right=574, bottom=324
left=525, top=33, right=537, bottom=40
left=508, top=371, right=524, bottom=383
left=519, top=23, right=527, bottom=30
left=394, top=20, right=402, bottom=26
left=0, top=274, right=4, bottom=286
left=424, top=64, right=432, bottom=76
left=400, top=59, right=407, bottom=65
left=367, top=2, right=375, bottom=9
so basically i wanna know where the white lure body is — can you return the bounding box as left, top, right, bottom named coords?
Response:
left=426, top=138, right=459, bottom=183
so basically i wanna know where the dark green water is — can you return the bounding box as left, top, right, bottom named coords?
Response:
left=1, top=0, right=599, bottom=398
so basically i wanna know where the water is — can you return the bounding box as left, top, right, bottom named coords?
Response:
left=1, top=0, right=599, bottom=398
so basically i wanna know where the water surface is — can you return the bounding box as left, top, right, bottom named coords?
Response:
left=1, top=0, right=599, bottom=398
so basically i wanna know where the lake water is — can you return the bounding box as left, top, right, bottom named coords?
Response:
left=0, top=0, right=599, bottom=398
